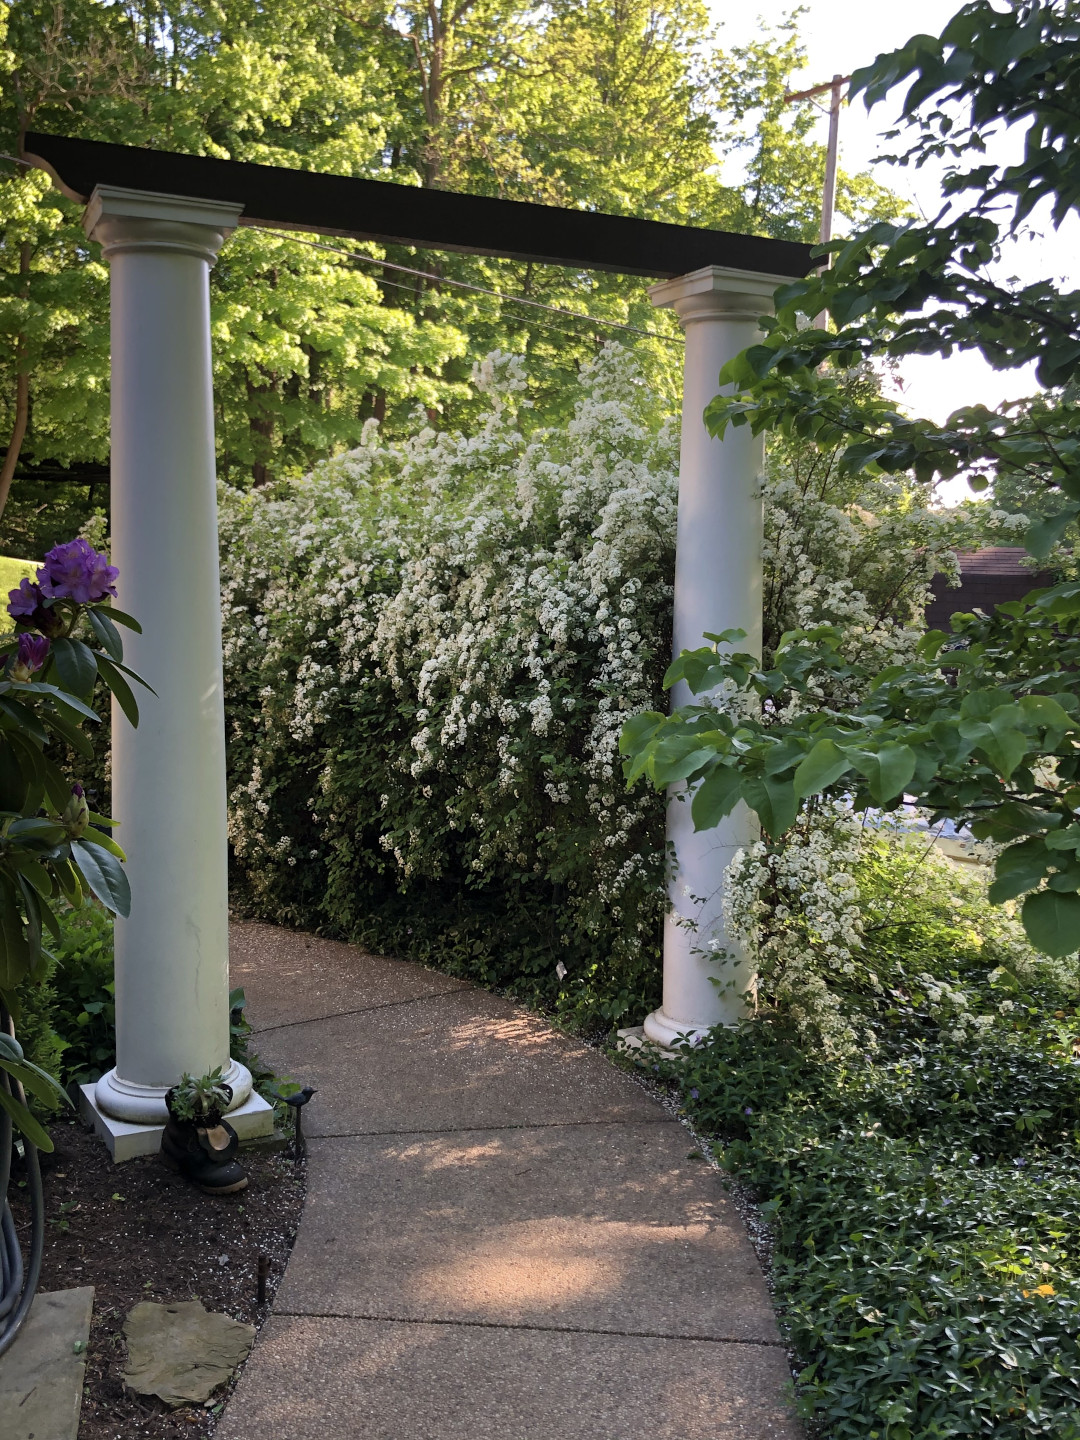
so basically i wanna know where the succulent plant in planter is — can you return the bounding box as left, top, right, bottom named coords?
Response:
left=162, top=1067, right=248, bottom=1196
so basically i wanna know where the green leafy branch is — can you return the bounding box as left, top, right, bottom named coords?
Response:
left=621, top=581, right=1080, bottom=959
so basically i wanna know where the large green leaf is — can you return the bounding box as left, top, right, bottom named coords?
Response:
left=649, top=733, right=720, bottom=787
left=691, top=765, right=743, bottom=831
left=874, top=743, right=918, bottom=803
left=741, top=775, right=798, bottom=838
left=1027, top=507, right=1079, bottom=558
left=1022, top=889, right=1080, bottom=958
left=792, top=738, right=852, bottom=799
left=70, top=838, right=131, bottom=916
left=989, top=839, right=1051, bottom=904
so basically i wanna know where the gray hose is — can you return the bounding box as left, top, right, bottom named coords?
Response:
left=0, top=1004, right=45, bottom=1358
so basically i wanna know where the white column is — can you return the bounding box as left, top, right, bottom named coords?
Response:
left=643, top=265, right=785, bottom=1048
left=84, top=187, right=250, bottom=1124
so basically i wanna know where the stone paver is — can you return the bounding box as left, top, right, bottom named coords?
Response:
left=0, top=1286, right=94, bottom=1440
left=252, top=987, right=663, bottom=1135
left=217, top=1316, right=801, bottom=1440
left=277, top=1124, right=779, bottom=1341
left=222, top=923, right=799, bottom=1439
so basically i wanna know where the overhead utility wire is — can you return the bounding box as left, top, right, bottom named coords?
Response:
left=256, top=229, right=684, bottom=348
left=341, top=263, right=644, bottom=348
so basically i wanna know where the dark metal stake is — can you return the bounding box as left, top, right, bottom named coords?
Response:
left=256, top=1253, right=270, bottom=1306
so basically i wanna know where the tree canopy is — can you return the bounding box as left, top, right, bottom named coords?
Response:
left=0, top=0, right=904, bottom=544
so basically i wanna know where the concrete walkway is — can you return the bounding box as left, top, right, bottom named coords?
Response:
left=218, top=922, right=799, bottom=1440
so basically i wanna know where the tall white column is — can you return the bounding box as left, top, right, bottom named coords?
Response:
left=84, top=187, right=250, bottom=1124
left=644, top=265, right=785, bottom=1048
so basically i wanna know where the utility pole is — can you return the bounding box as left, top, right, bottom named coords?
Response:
left=784, top=73, right=851, bottom=252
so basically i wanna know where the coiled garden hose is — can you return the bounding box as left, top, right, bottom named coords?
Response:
left=0, top=1004, right=44, bottom=1359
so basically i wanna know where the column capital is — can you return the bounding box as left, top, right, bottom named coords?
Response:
left=83, top=185, right=244, bottom=265
left=649, top=264, right=791, bottom=326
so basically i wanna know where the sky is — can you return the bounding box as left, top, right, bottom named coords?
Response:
left=709, top=0, right=1077, bottom=502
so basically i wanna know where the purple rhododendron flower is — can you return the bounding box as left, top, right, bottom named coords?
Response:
left=16, top=633, right=49, bottom=673
left=689, top=1088, right=699, bottom=1101
left=8, top=577, right=45, bottom=619
left=37, top=539, right=118, bottom=604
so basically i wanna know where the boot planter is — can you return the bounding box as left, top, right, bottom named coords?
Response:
left=162, top=1069, right=248, bottom=1196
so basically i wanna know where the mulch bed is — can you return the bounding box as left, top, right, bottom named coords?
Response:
left=9, top=1116, right=305, bottom=1439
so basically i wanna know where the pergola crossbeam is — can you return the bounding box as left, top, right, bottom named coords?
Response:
left=25, top=131, right=814, bottom=281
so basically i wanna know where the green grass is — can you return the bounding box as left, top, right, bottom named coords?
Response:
left=0, top=554, right=35, bottom=602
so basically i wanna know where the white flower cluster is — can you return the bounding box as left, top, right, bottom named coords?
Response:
left=724, top=813, right=1068, bottom=1054
left=724, top=812, right=869, bottom=1054
left=762, top=448, right=965, bottom=696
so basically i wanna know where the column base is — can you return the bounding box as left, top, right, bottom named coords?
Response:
left=641, top=1006, right=712, bottom=1051
left=93, top=1057, right=253, bottom=1125
left=80, top=1083, right=275, bottom=1163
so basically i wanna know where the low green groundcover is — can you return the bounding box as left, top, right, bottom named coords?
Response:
left=663, top=845, right=1080, bottom=1440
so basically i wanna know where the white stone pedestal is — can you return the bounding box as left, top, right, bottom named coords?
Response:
left=79, top=1084, right=275, bottom=1164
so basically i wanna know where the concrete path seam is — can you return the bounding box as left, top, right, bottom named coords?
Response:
left=304, top=1114, right=673, bottom=1139
left=249, top=984, right=475, bottom=1035
left=268, top=1309, right=789, bottom=1348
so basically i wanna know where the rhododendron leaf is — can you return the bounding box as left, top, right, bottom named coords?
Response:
left=70, top=839, right=130, bottom=917
left=95, top=657, right=139, bottom=727
left=86, top=607, right=124, bottom=662
left=51, top=637, right=98, bottom=698
left=96, top=606, right=141, bottom=634
left=0, top=1085, right=53, bottom=1152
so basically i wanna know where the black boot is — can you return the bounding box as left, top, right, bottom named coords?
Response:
left=161, top=1092, right=248, bottom=1195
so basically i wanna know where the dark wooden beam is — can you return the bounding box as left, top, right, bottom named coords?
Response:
left=25, top=132, right=815, bottom=282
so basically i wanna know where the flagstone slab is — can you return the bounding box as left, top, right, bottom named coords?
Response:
left=0, top=1286, right=94, bottom=1440
left=252, top=988, right=664, bottom=1136
left=123, top=1299, right=255, bottom=1407
left=279, top=1122, right=779, bottom=1342
left=230, top=921, right=468, bottom=1032
left=217, top=1314, right=800, bottom=1440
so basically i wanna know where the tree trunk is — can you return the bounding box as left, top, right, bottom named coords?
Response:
left=0, top=243, right=34, bottom=523
left=247, top=379, right=275, bottom=487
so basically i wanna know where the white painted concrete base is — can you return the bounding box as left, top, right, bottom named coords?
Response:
left=79, top=1084, right=275, bottom=1163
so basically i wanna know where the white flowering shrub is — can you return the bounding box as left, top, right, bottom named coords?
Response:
left=760, top=399, right=964, bottom=681
left=219, top=346, right=971, bottom=1023
left=220, top=348, right=677, bottom=1021
left=723, top=815, right=1073, bottom=1055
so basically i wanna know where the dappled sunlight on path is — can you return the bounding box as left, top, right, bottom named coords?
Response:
left=218, top=921, right=800, bottom=1440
